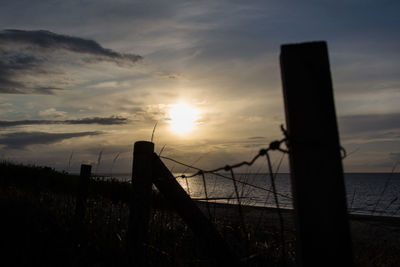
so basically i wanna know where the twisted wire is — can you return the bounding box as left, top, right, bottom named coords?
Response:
left=161, top=155, right=292, bottom=200
left=161, top=137, right=290, bottom=194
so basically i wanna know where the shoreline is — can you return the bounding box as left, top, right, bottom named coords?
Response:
left=195, top=200, right=400, bottom=231
left=195, top=199, right=400, bottom=265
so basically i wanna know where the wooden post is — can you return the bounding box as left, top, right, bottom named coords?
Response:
left=75, top=164, right=91, bottom=224
left=280, top=41, right=354, bottom=266
left=127, top=141, right=154, bottom=267
left=74, top=164, right=91, bottom=252
left=152, top=154, right=242, bottom=267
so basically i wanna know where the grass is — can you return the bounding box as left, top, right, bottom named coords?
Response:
left=0, top=161, right=399, bottom=266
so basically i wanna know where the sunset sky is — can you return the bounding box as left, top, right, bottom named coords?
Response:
left=0, top=1, right=399, bottom=173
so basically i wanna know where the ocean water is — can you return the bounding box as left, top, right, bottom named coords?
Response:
left=111, top=172, right=400, bottom=217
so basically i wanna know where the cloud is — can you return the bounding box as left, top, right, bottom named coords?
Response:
left=0, top=49, right=60, bottom=94
left=156, top=71, right=185, bottom=80
left=338, top=113, right=400, bottom=145
left=0, top=29, right=142, bottom=63
left=0, top=131, right=101, bottom=149
left=389, top=152, right=400, bottom=163
left=0, top=116, right=128, bottom=128
left=0, top=29, right=143, bottom=94
left=339, top=113, right=400, bottom=135
left=64, top=116, right=128, bottom=125
left=248, top=136, right=266, bottom=140
left=39, top=108, right=67, bottom=117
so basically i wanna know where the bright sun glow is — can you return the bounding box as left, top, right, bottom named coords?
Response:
left=169, top=103, right=199, bottom=134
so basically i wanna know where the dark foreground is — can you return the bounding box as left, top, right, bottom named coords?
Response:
left=197, top=201, right=400, bottom=267
left=1, top=189, right=400, bottom=267
left=1, top=163, right=399, bottom=266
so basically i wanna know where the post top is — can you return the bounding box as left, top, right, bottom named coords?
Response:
left=134, top=141, right=155, bottom=154
left=281, top=40, right=327, bottom=50
left=80, top=164, right=92, bottom=169
left=80, top=164, right=92, bottom=175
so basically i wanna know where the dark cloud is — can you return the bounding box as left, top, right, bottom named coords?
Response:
left=64, top=116, right=128, bottom=125
left=0, top=131, right=101, bottom=149
left=389, top=152, right=400, bottom=162
left=0, top=29, right=142, bottom=63
left=248, top=136, right=266, bottom=140
left=0, top=49, right=54, bottom=94
left=339, top=113, right=400, bottom=135
left=0, top=29, right=143, bottom=94
left=0, top=116, right=128, bottom=128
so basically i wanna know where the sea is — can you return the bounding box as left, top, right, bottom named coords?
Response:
left=108, top=172, right=400, bottom=217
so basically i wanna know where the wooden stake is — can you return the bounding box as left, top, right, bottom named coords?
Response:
left=74, top=164, right=91, bottom=252
left=75, top=164, right=91, bottom=224
left=127, top=141, right=154, bottom=267
left=280, top=41, right=354, bottom=266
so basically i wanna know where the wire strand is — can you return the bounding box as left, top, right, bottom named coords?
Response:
left=162, top=155, right=292, bottom=200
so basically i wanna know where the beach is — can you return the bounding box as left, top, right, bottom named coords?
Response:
left=195, top=200, right=400, bottom=266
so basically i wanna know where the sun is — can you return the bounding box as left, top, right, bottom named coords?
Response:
left=169, top=103, right=199, bottom=134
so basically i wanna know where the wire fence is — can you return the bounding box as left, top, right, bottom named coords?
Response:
left=1, top=130, right=399, bottom=266
left=158, top=137, right=400, bottom=219
left=161, top=137, right=291, bottom=208
left=158, top=133, right=290, bottom=262
left=153, top=128, right=400, bottom=265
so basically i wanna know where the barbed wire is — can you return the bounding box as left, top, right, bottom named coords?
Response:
left=160, top=137, right=292, bottom=200
left=265, top=151, right=286, bottom=261
left=207, top=140, right=288, bottom=173
left=158, top=124, right=360, bottom=264
left=163, top=137, right=287, bottom=175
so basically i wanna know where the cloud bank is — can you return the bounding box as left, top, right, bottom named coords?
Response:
left=0, top=29, right=142, bottom=63
left=339, top=113, right=400, bottom=135
left=0, top=116, right=128, bottom=128
left=0, top=29, right=143, bottom=94
left=0, top=131, right=101, bottom=149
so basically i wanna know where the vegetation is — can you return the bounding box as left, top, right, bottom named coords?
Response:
left=0, top=161, right=399, bottom=266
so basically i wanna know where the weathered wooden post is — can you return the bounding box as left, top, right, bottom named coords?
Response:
left=75, top=164, right=91, bottom=224
left=74, top=164, right=91, bottom=252
left=280, top=41, right=354, bottom=266
left=127, top=141, right=154, bottom=267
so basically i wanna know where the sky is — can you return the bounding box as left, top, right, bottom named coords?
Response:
left=0, top=0, right=399, bottom=173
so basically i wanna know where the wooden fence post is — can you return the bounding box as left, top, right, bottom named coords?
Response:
left=152, top=154, right=242, bottom=267
left=74, top=164, right=91, bottom=252
left=280, top=41, right=354, bottom=266
left=75, top=164, right=91, bottom=224
left=127, top=141, right=154, bottom=267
